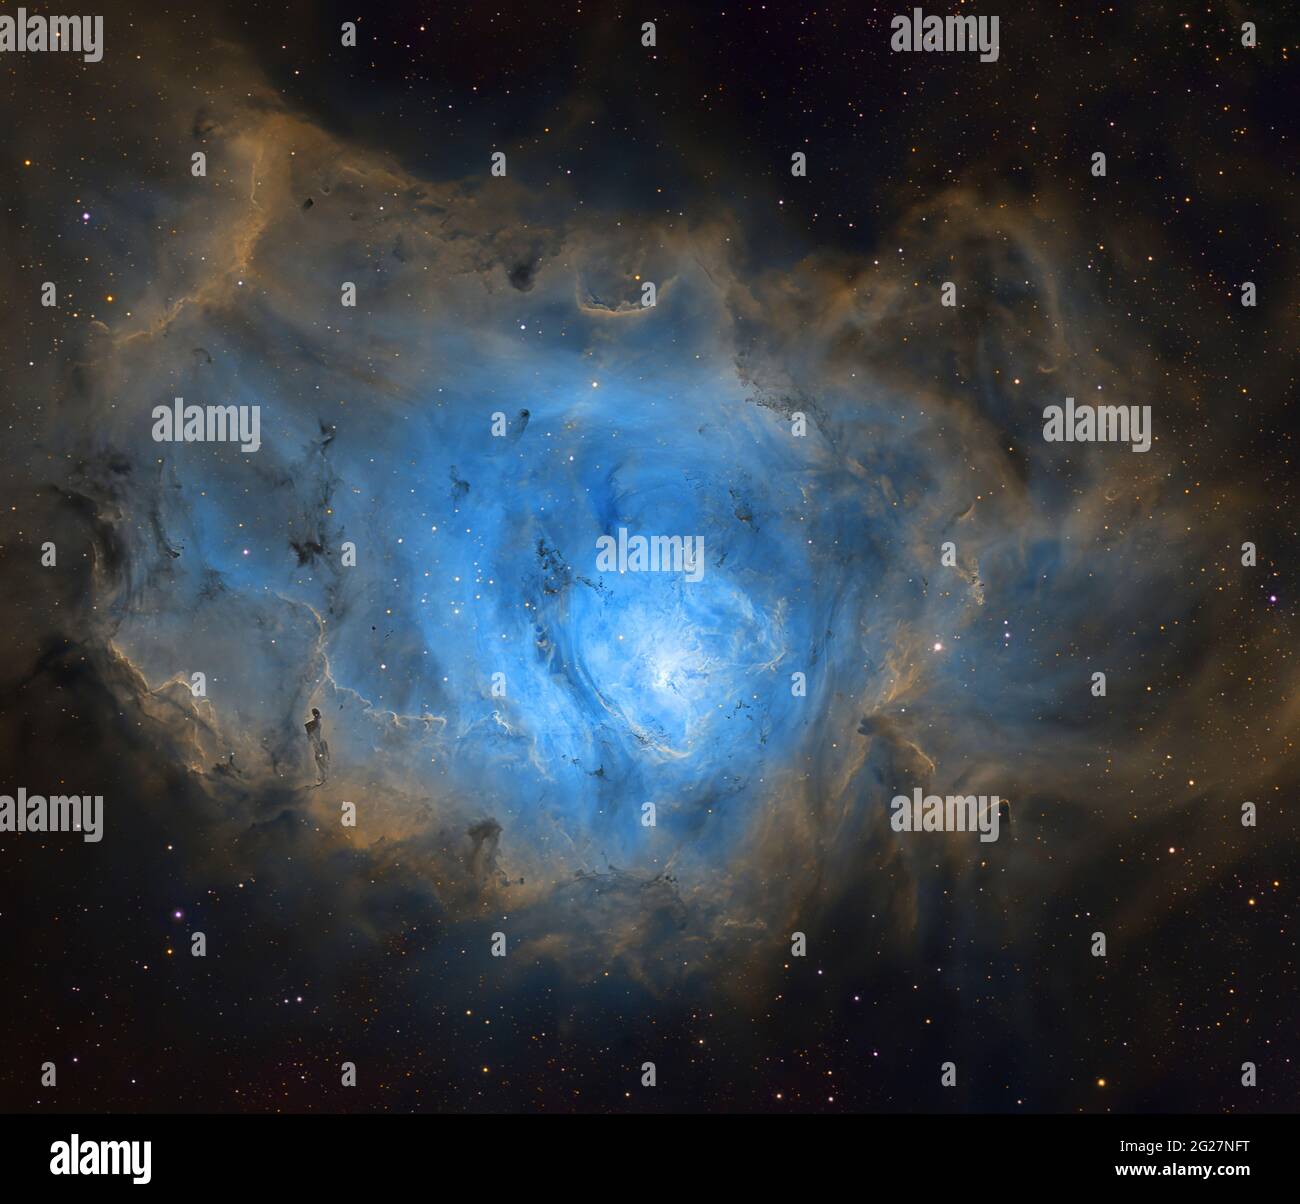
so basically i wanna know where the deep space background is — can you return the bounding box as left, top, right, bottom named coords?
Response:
left=1, top=1, right=1297, bottom=1113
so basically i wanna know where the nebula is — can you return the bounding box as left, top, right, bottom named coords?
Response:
left=1, top=2, right=1296, bottom=1114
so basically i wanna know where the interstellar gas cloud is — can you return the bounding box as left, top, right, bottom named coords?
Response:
left=1, top=3, right=1296, bottom=1115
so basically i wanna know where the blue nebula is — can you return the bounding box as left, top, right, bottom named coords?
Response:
left=113, top=241, right=931, bottom=889
left=328, top=348, right=830, bottom=869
